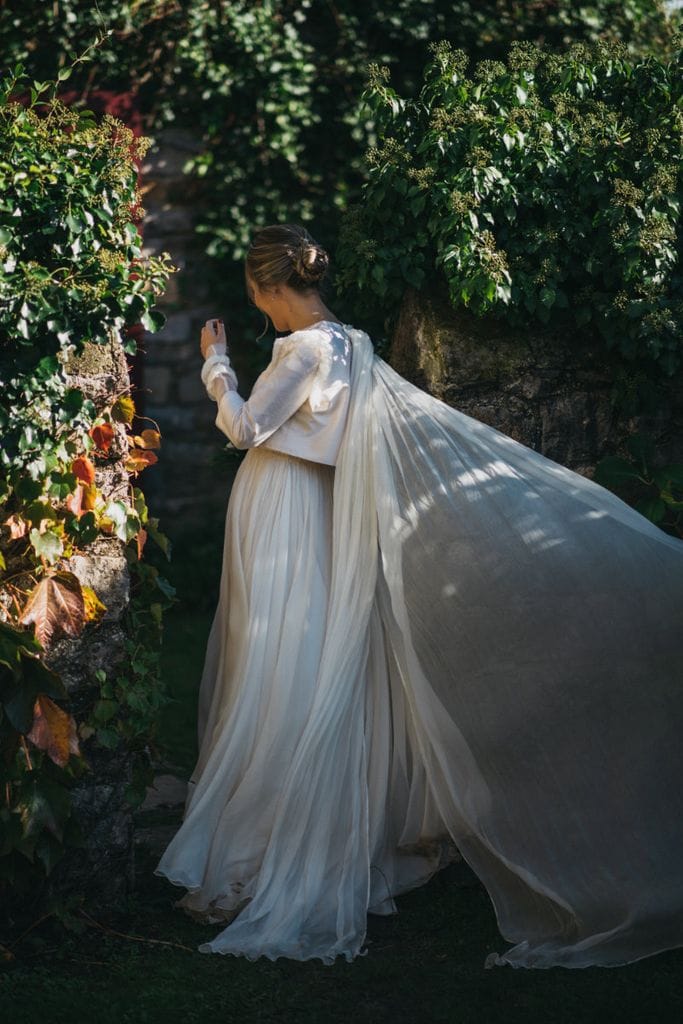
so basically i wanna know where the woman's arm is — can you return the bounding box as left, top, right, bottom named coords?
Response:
left=208, top=335, right=322, bottom=450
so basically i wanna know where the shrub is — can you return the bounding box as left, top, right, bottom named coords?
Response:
left=337, top=37, right=683, bottom=373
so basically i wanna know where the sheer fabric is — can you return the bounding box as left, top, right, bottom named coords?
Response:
left=156, top=323, right=683, bottom=968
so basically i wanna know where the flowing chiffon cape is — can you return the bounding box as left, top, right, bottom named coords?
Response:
left=195, top=325, right=683, bottom=968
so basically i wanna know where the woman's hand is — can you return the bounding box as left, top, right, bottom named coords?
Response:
left=200, top=318, right=227, bottom=359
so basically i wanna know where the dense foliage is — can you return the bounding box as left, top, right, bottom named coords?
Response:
left=336, top=38, right=683, bottom=373
left=0, top=1, right=679, bottom=344
left=0, top=62, right=176, bottom=901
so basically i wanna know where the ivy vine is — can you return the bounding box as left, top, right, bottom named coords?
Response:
left=0, top=61, right=176, bottom=903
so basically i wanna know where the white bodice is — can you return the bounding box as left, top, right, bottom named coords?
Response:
left=205, top=321, right=353, bottom=466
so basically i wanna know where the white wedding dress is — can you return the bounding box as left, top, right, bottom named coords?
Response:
left=155, top=321, right=683, bottom=969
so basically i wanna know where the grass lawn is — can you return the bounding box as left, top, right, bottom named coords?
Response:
left=1, top=529, right=681, bottom=1023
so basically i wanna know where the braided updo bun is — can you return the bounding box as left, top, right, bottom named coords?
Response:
left=246, top=223, right=331, bottom=296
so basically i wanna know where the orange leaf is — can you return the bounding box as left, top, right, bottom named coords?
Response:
left=111, top=395, right=136, bottom=424
left=132, top=429, right=161, bottom=450
left=72, top=455, right=95, bottom=485
left=136, top=527, right=147, bottom=560
left=90, top=422, right=115, bottom=453
left=82, top=482, right=99, bottom=511
left=124, top=448, right=158, bottom=474
left=19, top=571, right=86, bottom=650
left=26, top=694, right=80, bottom=768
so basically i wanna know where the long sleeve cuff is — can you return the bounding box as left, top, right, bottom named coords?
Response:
left=201, top=352, right=238, bottom=401
left=215, top=387, right=251, bottom=447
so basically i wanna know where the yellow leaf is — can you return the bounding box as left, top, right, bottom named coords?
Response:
left=112, top=395, right=136, bottom=424
left=132, top=429, right=161, bottom=450
left=82, top=585, right=107, bottom=624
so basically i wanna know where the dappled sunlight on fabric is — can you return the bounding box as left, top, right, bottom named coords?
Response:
left=155, top=323, right=683, bottom=970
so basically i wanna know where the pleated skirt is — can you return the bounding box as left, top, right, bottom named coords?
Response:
left=154, top=445, right=456, bottom=937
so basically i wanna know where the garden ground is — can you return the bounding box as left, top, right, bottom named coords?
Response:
left=1, top=532, right=681, bottom=1024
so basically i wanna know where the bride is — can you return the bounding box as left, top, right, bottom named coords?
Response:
left=154, top=222, right=683, bottom=969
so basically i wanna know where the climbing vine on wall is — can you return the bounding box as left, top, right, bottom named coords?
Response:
left=0, top=61, right=177, bottom=900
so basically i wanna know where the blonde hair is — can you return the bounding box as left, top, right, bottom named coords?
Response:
left=245, top=223, right=331, bottom=340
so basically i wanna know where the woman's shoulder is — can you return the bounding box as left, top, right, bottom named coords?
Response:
left=272, top=327, right=326, bottom=369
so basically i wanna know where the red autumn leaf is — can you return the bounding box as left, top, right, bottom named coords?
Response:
left=26, top=694, right=81, bottom=768
left=72, top=455, right=95, bottom=485
left=124, top=323, right=144, bottom=342
left=90, top=422, right=115, bottom=453
left=124, top=448, right=158, bottom=474
left=19, top=571, right=86, bottom=649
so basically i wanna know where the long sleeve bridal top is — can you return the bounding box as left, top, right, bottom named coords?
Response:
left=201, top=321, right=352, bottom=466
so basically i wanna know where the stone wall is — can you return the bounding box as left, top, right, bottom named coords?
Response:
left=137, top=128, right=240, bottom=542
left=42, top=332, right=136, bottom=906
left=390, top=285, right=683, bottom=475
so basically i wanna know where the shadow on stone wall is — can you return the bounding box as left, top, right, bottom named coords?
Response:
left=136, top=128, right=242, bottom=546
left=390, top=285, right=683, bottom=477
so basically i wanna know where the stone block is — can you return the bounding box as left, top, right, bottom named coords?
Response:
left=140, top=130, right=203, bottom=180
left=145, top=341, right=194, bottom=363
left=146, top=364, right=173, bottom=404
left=153, top=311, right=192, bottom=345
left=178, top=372, right=208, bottom=404
left=145, top=404, right=199, bottom=433
left=389, top=283, right=683, bottom=476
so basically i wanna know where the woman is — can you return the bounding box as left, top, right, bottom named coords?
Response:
left=155, top=222, right=683, bottom=969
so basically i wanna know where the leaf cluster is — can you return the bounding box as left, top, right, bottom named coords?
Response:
left=336, top=37, right=683, bottom=373
left=0, top=63, right=177, bottom=907
left=0, top=2, right=679, bottom=350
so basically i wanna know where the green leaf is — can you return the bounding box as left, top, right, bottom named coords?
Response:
left=29, top=527, right=64, bottom=564
left=653, top=465, right=683, bottom=491
left=140, top=309, right=166, bottom=332
left=635, top=496, right=666, bottom=524
left=593, top=456, right=642, bottom=488
left=19, top=776, right=72, bottom=842
left=93, top=699, right=118, bottom=724
left=96, top=727, right=120, bottom=750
